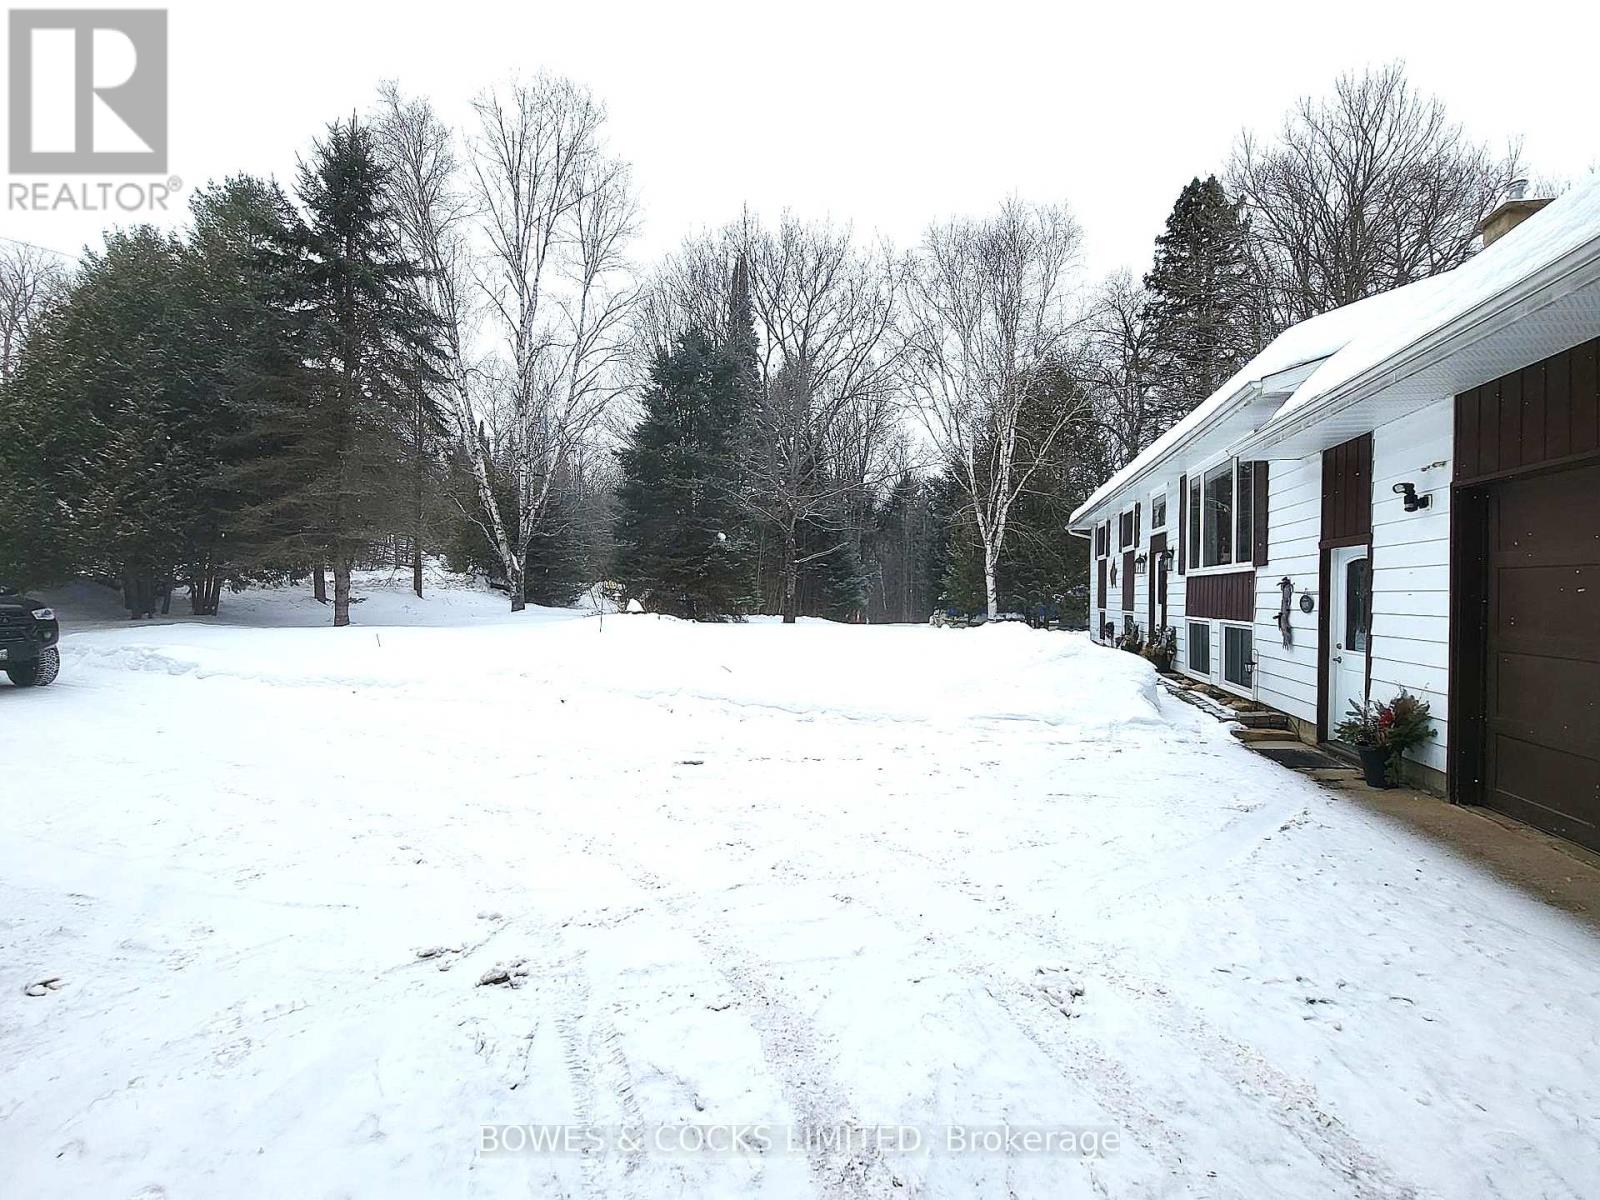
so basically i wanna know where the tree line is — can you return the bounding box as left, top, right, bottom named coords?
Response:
left=0, top=62, right=1521, bottom=626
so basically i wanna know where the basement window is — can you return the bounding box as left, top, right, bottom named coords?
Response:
left=1187, top=621, right=1211, bottom=675
left=1222, top=625, right=1254, bottom=690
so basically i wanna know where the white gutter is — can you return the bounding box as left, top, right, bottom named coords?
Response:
left=1242, top=230, right=1600, bottom=455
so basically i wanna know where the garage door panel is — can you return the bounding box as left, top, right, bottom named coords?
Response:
left=1492, top=468, right=1600, bottom=562
left=1490, top=733, right=1600, bottom=843
left=1483, top=460, right=1600, bottom=852
left=1492, top=564, right=1599, bottom=660
left=1491, top=652, right=1600, bottom=759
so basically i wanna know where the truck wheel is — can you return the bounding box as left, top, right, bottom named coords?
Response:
left=5, top=646, right=59, bottom=688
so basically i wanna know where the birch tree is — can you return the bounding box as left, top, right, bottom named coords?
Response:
left=375, top=76, right=637, bottom=611
left=470, top=77, right=637, bottom=609
left=899, top=199, right=1084, bottom=619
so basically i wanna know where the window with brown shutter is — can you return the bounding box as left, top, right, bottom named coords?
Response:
left=1252, top=461, right=1270, bottom=566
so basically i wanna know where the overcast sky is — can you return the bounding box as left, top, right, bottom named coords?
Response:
left=7, top=0, right=1598, bottom=281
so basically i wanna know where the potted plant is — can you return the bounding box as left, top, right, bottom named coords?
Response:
left=1334, top=690, right=1436, bottom=787
left=1143, top=626, right=1177, bottom=672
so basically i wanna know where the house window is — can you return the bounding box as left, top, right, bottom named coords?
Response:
left=1202, top=463, right=1233, bottom=566
left=1119, top=509, right=1135, bottom=549
left=1150, top=491, right=1167, bottom=530
left=1345, top=559, right=1370, bottom=652
left=1223, top=625, right=1254, bottom=689
left=1187, top=620, right=1211, bottom=674
left=1187, top=476, right=1201, bottom=568
left=1235, top=461, right=1254, bottom=557
left=1196, top=459, right=1261, bottom=569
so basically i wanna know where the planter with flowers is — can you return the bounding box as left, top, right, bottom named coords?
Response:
left=1334, top=690, right=1436, bottom=787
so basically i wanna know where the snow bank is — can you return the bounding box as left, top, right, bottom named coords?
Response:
left=8, top=597, right=1598, bottom=1199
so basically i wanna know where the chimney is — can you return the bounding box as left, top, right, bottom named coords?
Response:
left=1479, top=178, right=1553, bottom=247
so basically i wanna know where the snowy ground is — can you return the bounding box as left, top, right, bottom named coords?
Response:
left=3, top=576, right=1598, bottom=1199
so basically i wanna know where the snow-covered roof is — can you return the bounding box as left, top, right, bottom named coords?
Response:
left=1264, top=171, right=1600, bottom=429
left=1068, top=281, right=1446, bottom=526
left=1072, top=169, right=1600, bottom=527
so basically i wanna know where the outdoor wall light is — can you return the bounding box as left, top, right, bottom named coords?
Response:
left=1393, top=481, right=1431, bottom=512
left=1134, top=552, right=1148, bottom=575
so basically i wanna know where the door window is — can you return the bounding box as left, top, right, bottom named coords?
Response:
left=1345, top=558, right=1370, bottom=653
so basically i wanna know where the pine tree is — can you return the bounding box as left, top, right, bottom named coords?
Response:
left=1142, top=176, right=1256, bottom=427
left=613, top=330, right=752, bottom=619
left=235, top=116, right=442, bottom=626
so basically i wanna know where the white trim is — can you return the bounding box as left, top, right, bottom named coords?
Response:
left=1219, top=621, right=1257, bottom=698
left=1184, top=618, right=1214, bottom=678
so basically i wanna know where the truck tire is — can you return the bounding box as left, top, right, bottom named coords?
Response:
left=5, top=646, right=59, bottom=688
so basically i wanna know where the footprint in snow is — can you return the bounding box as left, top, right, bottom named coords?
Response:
left=1034, top=966, right=1085, bottom=1017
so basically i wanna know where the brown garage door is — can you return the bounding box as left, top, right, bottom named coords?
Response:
left=1485, top=462, right=1600, bottom=848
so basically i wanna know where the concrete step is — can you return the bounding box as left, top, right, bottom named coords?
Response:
left=1231, top=727, right=1291, bottom=743
left=1232, top=710, right=1291, bottom=730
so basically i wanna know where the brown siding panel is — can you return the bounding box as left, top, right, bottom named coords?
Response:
left=1575, top=340, right=1599, bottom=456
left=1187, top=571, right=1255, bottom=622
left=1252, top=461, right=1270, bottom=566
left=1546, top=347, right=1572, bottom=460
left=1456, top=336, right=1600, bottom=482
left=1322, top=434, right=1373, bottom=544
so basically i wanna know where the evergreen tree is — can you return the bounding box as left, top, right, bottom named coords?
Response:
left=1142, top=176, right=1256, bottom=426
left=234, top=116, right=442, bottom=626
left=614, top=330, right=752, bottom=619
left=0, top=180, right=303, bottom=610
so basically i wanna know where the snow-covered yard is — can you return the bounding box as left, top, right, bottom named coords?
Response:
left=3, top=579, right=1597, bottom=1199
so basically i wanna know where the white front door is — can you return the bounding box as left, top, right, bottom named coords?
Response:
left=1327, top=545, right=1370, bottom=733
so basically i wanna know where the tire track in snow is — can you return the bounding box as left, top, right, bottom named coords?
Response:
left=818, top=817, right=1421, bottom=1200
left=569, top=832, right=905, bottom=1200
left=547, top=946, right=649, bottom=1200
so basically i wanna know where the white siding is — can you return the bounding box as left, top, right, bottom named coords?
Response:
left=1253, top=453, right=1322, bottom=725
left=1369, top=401, right=1454, bottom=774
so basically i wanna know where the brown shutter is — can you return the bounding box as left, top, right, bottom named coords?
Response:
left=1177, top=474, right=1187, bottom=575
left=1135, top=502, right=1141, bottom=544
left=1122, top=550, right=1135, bottom=611
left=1252, top=461, right=1270, bottom=566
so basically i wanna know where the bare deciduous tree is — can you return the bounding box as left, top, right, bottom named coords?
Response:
left=0, top=241, right=69, bottom=381
left=636, top=214, right=902, bottom=622
left=469, top=77, right=638, bottom=609
left=739, top=216, right=900, bottom=622
left=899, top=198, right=1085, bottom=618
left=375, top=76, right=637, bottom=611
left=1082, top=270, right=1160, bottom=469
left=1228, top=62, right=1521, bottom=332
left=373, top=83, right=505, bottom=598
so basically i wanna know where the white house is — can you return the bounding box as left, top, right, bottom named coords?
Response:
left=1069, top=175, right=1600, bottom=851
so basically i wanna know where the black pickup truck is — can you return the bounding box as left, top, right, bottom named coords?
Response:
left=0, top=586, right=61, bottom=687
